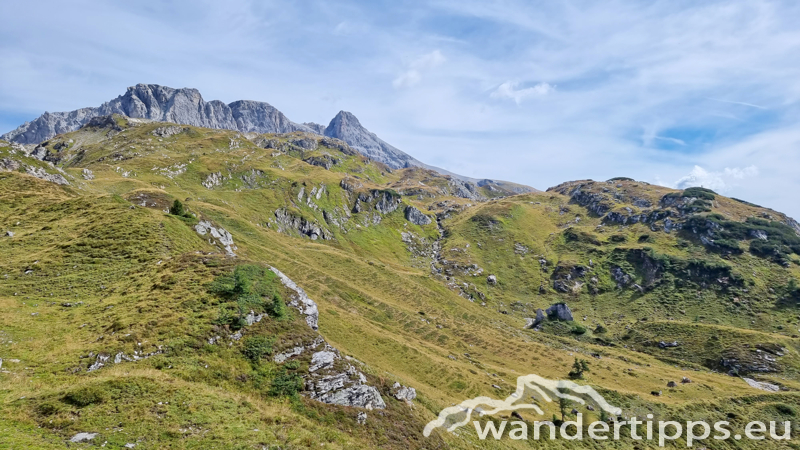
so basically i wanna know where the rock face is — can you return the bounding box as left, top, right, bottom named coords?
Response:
left=2, top=84, right=313, bottom=144
left=405, top=205, right=432, bottom=225
left=194, top=220, right=237, bottom=256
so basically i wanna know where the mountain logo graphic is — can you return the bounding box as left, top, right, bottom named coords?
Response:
left=423, top=374, right=622, bottom=437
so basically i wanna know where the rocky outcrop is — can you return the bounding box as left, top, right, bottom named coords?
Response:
left=151, top=125, right=188, bottom=138
left=743, top=378, right=780, bottom=392
left=269, top=267, right=319, bottom=330
left=273, top=208, right=332, bottom=240
left=404, top=205, right=432, bottom=225
left=194, top=220, right=237, bottom=256
left=551, top=264, right=587, bottom=293
left=303, top=155, right=338, bottom=170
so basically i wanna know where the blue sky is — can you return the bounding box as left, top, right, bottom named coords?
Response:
left=2, top=0, right=800, bottom=218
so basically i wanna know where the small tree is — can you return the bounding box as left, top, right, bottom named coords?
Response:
left=169, top=199, right=186, bottom=216
left=559, top=397, right=572, bottom=422
left=568, top=358, right=590, bottom=379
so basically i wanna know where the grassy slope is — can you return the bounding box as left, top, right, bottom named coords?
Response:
left=0, top=122, right=798, bottom=449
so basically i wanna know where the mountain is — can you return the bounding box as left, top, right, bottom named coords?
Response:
left=323, top=110, right=424, bottom=169
left=1, top=84, right=311, bottom=144
left=1, top=117, right=800, bottom=448
left=2, top=84, right=534, bottom=193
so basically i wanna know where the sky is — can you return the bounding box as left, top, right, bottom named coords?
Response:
left=1, top=0, right=800, bottom=218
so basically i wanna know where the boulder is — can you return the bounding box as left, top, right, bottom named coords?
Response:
left=70, top=433, right=98, bottom=443
left=546, top=303, right=573, bottom=321
left=667, top=381, right=677, bottom=388
left=487, top=275, right=497, bottom=285
left=391, top=382, right=417, bottom=403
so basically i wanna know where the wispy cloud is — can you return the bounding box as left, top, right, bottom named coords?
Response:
left=673, top=165, right=759, bottom=192
left=1, top=0, right=800, bottom=217
left=392, top=50, right=446, bottom=89
left=490, top=81, right=554, bottom=104
left=705, top=97, right=767, bottom=109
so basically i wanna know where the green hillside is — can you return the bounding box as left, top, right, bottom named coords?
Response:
left=0, top=116, right=798, bottom=449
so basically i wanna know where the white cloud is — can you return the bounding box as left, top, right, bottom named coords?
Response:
left=490, top=81, right=555, bottom=104
left=392, top=50, right=445, bottom=89
left=673, top=165, right=759, bottom=192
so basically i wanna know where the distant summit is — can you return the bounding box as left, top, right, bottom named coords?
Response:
left=2, top=84, right=534, bottom=192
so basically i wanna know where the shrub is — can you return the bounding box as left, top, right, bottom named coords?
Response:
left=571, top=324, right=587, bottom=335
left=64, top=386, right=106, bottom=407
left=270, top=369, right=303, bottom=397
left=682, top=187, right=717, bottom=200
left=242, top=335, right=274, bottom=363
left=169, top=199, right=186, bottom=216
left=209, top=265, right=284, bottom=324
left=568, top=358, right=590, bottom=379
left=776, top=404, right=796, bottom=416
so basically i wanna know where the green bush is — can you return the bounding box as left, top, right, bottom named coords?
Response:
left=571, top=324, right=587, bottom=335
left=64, top=386, right=106, bottom=407
left=169, top=199, right=186, bottom=216
left=242, top=335, right=274, bottom=363
left=209, top=265, right=285, bottom=324
left=269, top=369, right=303, bottom=397
left=682, top=187, right=717, bottom=200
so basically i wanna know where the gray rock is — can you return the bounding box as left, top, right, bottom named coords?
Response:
left=658, top=341, right=679, bottom=349
left=357, top=411, right=367, bottom=425
left=317, top=384, right=386, bottom=410
left=391, top=382, right=417, bottom=403
left=70, top=432, right=98, bottom=443
left=82, top=168, right=94, bottom=180
left=23, top=166, right=69, bottom=185
left=195, top=220, right=237, bottom=256
left=5, top=231, right=13, bottom=237
left=743, top=378, right=779, bottom=392
left=667, top=381, right=677, bottom=388
left=151, top=126, right=187, bottom=138
left=545, top=303, right=573, bottom=321
left=404, top=205, right=432, bottom=225
left=273, top=208, right=332, bottom=240
left=0, top=158, right=21, bottom=171
left=750, top=229, right=768, bottom=241
left=309, top=351, right=338, bottom=372
left=269, top=267, right=319, bottom=330
left=374, top=191, right=400, bottom=215
left=487, top=274, right=497, bottom=285
left=527, top=309, right=546, bottom=330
